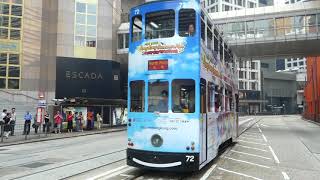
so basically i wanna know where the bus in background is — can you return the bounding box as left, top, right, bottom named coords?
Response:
left=127, top=0, right=239, bottom=171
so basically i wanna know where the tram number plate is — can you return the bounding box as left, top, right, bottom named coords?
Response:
left=186, top=155, right=195, bottom=162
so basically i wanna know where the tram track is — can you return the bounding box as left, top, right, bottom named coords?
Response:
left=10, top=149, right=127, bottom=180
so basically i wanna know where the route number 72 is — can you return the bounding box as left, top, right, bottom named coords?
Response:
left=186, top=155, right=195, bottom=162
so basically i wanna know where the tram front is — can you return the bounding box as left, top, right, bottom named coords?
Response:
left=127, top=0, right=202, bottom=172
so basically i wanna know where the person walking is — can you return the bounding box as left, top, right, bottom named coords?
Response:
left=0, top=109, right=6, bottom=136
left=43, top=112, right=50, bottom=133
left=10, top=108, right=16, bottom=136
left=67, top=112, right=73, bottom=133
left=87, top=110, right=93, bottom=130
left=79, top=112, right=84, bottom=132
left=23, top=111, right=32, bottom=135
left=3, top=112, right=11, bottom=138
left=96, top=113, right=102, bottom=130
left=32, top=115, right=40, bottom=134
left=54, top=111, right=63, bottom=134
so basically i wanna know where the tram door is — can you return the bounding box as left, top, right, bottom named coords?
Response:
left=200, top=79, right=207, bottom=164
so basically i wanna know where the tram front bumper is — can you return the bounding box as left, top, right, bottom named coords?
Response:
left=127, top=149, right=199, bottom=172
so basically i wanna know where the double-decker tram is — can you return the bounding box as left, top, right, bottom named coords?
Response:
left=127, top=0, right=239, bottom=171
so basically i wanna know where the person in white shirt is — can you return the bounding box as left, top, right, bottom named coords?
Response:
left=10, top=108, right=16, bottom=136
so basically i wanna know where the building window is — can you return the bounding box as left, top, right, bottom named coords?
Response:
left=75, top=0, right=97, bottom=48
left=251, top=72, right=256, bottom=80
left=118, top=33, right=129, bottom=50
left=293, top=62, right=297, bottom=67
left=251, top=82, right=256, bottom=90
left=239, top=81, right=244, bottom=90
left=287, top=63, right=292, bottom=67
left=299, top=61, right=304, bottom=66
left=0, top=0, right=22, bottom=40
left=0, top=52, right=20, bottom=89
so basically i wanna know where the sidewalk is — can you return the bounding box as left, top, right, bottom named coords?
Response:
left=0, top=126, right=127, bottom=147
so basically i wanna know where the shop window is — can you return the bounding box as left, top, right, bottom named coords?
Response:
left=130, top=80, right=145, bottom=112
left=172, top=79, right=195, bottom=113
left=131, top=15, right=142, bottom=42
left=179, top=9, right=196, bottom=37
left=146, top=10, right=175, bottom=39
left=148, top=80, right=168, bottom=113
left=75, top=36, right=85, bottom=46
left=86, top=37, right=96, bottom=47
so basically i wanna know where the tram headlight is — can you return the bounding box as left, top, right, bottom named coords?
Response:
left=151, top=134, right=163, bottom=147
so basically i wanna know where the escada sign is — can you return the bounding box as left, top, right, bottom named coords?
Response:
left=65, top=71, right=104, bottom=80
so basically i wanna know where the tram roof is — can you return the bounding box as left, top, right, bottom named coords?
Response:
left=131, top=0, right=179, bottom=11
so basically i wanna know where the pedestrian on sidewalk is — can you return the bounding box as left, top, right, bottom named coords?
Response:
left=10, top=108, right=16, bottom=136
left=79, top=112, right=84, bottom=132
left=43, top=111, right=50, bottom=133
left=67, top=111, right=73, bottom=133
left=3, top=112, right=12, bottom=138
left=54, top=111, right=63, bottom=134
left=1, top=109, right=7, bottom=124
left=23, top=111, right=32, bottom=135
left=87, top=109, right=93, bottom=130
left=96, top=113, right=102, bottom=130
left=32, top=115, right=40, bottom=134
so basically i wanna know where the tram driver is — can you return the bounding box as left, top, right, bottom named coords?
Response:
left=157, top=90, right=169, bottom=113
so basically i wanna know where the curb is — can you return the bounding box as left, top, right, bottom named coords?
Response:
left=301, top=116, right=320, bottom=127
left=0, top=128, right=127, bottom=147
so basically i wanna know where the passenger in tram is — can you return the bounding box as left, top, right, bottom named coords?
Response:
left=186, top=24, right=195, bottom=37
left=157, top=90, right=169, bottom=113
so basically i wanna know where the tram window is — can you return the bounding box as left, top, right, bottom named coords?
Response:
left=146, top=10, right=175, bottom=39
left=148, top=80, right=169, bottom=113
left=179, top=9, right=196, bottom=37
left=201, top=19, right=205, bottom=44
left=207, top=22, right=213, bottom=49
left=214, top=29, right=219, bottom=52
left=214, top=85, right=223, bottom=112
left=131, top=15, right=142, bottom=42
left=229, top=91, right=234, bottom=111
left=130, top=81, right=145, bottom=112
left=235, top=94, right=239, bottom=112
left=208, top=82, right=215, bottom=112
left=172, top=79, right=195, bottom=113
left=200, top=79, right=207, bottom=114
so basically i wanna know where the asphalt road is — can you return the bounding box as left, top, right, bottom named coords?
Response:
left=1, top=115, right=320, bottom=180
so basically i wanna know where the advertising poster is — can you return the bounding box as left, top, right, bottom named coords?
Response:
left=112, top=107, right=128, bottom=125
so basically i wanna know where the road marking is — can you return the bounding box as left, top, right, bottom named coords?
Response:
left=239, top=118, right=254, bottom=126
left=240, top=136, right=264, bottom=142
left=223, top=156, right=271, bottom=169
left=236, top=144, right=268, bottom=152
left=88, top=165, right=128, bottom=180
left=260, top=124, right=270, bottom=127
left=200, top=164, right=217, bottom=180
left=120, top=174, right=134, bottom=178
left=242, top=134, right=262, bottom=138
left=269, top=146, right=280, bottom=164
left=237, top=140, right=267, bottom=146
left=262, top=134, right=268, bottom=142
left=231, top=150, right=271, bottom=160
left=218, top=167, right=263, bottom=180
left=282, top=172, right=290, bottom=180
left=258, top=127, right=262, bottom=133
left=245, top=132, right=261, bottom=135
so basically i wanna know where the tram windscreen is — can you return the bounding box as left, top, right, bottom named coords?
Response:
left=146, top=10, right=175, bottom=39
left=179, top=9, right=196, bottom=37
left=172, top=79, right=195, bottom=113
left=130, top=81, right=145, bottom=112
left=148, top=80, right=169, bottom=113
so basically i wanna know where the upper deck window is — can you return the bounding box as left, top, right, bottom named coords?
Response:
left=179, top=9, right=196, bottom=37
left=132, top=15, right=142, bottom=42
left=146, top=10, right=175, bottom=39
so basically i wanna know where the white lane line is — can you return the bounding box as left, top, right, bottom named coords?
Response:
left=282, top=172, right=290, bottom=180
left=218, top=167, right=263, bottom=180
left=269, top=146, right=280, bottom=164
left=200, top=164, right=217, bottom=180
left=240, top=136, right=264, bottom=142
left=231, top=150, right=271, bottom=160
left=236, top=144, right=268, bottom=152
left=239, top=118, right=254, bottom=126
left=88, top=165, right=128, bottom=180
left=262, top=134, right=268, bottom=143
left=260, top=124, right=270, bottom=127
left=242, top=134, right=262, bottom=138
left=223, top=156, right=271, bottom=169
left=245, top=132, right=261, bottom=135
left=258, top=127, right=262, bottom=133
left=237, top=140, right=267, bottom=146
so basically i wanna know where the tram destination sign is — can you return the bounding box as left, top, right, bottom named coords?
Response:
left=148, top=60, right=169, bottom=71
